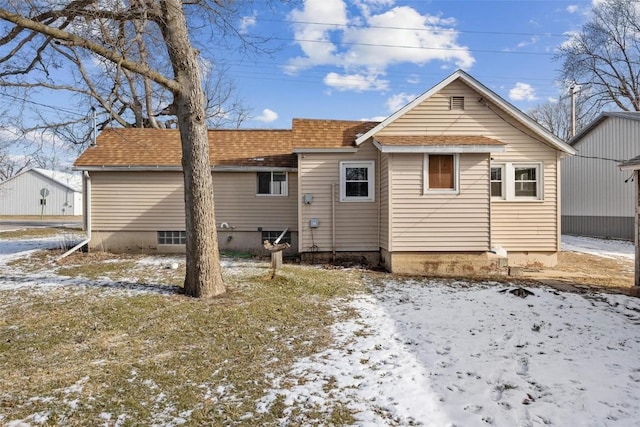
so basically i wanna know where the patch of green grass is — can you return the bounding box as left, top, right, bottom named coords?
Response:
left=220, top=249, right=255, bottom=259
left=0, top=258, right=365, bottom=426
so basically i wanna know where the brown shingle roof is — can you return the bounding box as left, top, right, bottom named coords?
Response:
left=74, top=119, right=379, bottom=169
left=374, top=135, right=505, bottom=146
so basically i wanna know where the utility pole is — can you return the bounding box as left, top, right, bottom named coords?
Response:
left=570, top=83, right=576, bottom=137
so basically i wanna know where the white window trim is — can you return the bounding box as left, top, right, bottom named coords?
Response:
left=340, top=160, right=375, bottom=202
left=256, top=171, right=288, bottom=197
left=423, top=153, right=460, bottom=195
left=490, top=165, right=506, bottom=200
left=492, top=162, right=543, bottom=201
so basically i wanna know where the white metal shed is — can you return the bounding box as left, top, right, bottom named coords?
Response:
left=0, top=168, right=82, bottom=216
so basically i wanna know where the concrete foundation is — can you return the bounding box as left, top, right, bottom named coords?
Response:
left=89, top=230, right=298, bottom=255
left=507, top=251, right=558, bottom=268
left=300, top=251, right=381, bottom=266
left=384, top=251, right=509, bottom=276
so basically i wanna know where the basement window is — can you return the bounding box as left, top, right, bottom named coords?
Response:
left=158, top=231, right=186, bottom=245
left=262, top=230, right=292, bottom=245
left=450, top=96, right=465, bottom=110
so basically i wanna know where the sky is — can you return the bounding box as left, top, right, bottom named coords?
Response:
left=0, top=0, right=602, bottom=169
left=230, top=0, right=599, bottom=129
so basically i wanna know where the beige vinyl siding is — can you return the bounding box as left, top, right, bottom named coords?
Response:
left=379, top=153, right=390, bottom=251
left=298, top=142, right=379, bottom=252
left=377, top=79, right=559, bottom=252
left=491, top=154, right=558, bottom=251
left=390, top=153, right=490, bottom=251
left=378, top=80, right=500, bottom=136
left=92, top=172, right=185, bottom=229
left=91, top=171, right=298, bottom=232
left=213, top=172, right=298, bottom=231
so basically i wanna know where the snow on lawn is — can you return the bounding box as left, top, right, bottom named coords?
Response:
left=0, top=237, right=180, bottom=295
left=562, top=234, right=634, bottom=260
left=3, top=234, right=640, bottom=425
left=260, top=278, right=640, bottom=426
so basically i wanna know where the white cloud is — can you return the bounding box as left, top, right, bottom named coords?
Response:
left=566, top=5, right=579, bottom=13
left=323, top=72, right=389, bottom=92
left=360, top=115, right=387, bottom=122
left=516, top=36, right=539, bottom=49
left=240, top=12, right=257, bottom=34
left=286, top=0, right=348, bottom=74
left=509, top=82, right=538, bottom=101
left=254, top=108, right=278, bottom=122
left=286, top=0, right=474, bottom=92
left=386, top=92, right=416, bottom=113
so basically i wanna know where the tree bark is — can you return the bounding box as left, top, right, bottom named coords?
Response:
left=160, top=0, right=224, bottom=298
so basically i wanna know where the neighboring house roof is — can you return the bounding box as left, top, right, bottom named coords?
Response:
left=74, top=119, right=378, bottom=170
left=355, top=69, right=576, bottom=155
left=569, top=112, right=640, bottom=146
left=32, top=168, right=82, bottom=192
left=0, top=168, right=82, bottom=192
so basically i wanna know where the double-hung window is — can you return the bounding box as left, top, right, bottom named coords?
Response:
left=340, top=161, right=375, bottom=202
left=514, top=166, right=538, bottom=197
left=424, top=154, right=459, bottom=194
left=491, top=163, right=542, bottom=200
left=490, top=166, right=505, bottom=199
left=257, top=171, right=288, bottom=196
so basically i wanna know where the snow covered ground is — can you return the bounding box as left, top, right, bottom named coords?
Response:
left=561, top=234, right=634, bottom=260
left=259, top=236, right=640, bottom=426
left=1, top=234, right=640, bottom=426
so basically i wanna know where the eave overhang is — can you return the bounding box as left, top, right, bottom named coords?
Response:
left=73, top=165, right=297, bottom=172
left=372, top=140, right=507, bottom=154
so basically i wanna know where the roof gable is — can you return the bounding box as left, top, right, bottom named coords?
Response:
left=0, top=168, right=81, bottom=192
left=355, top=69, right=575, bottom=155
left=569, top=112, right=640, bottom=147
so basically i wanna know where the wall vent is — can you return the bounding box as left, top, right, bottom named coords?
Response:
left=450, top=96, right=465, bottom=110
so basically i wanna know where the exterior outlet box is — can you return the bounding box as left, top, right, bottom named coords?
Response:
left=309, top=218, right=319, bottom=228
left=303, top=193, right=313, bottom=204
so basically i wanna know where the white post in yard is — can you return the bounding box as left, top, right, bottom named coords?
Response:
left=636, top=170, right=639, bottom=288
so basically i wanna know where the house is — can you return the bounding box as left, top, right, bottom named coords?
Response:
left=0, top=168, right=82, bottom=216
left=618, top=155, right=640, bottom=287
left=562, top=112, right=640, bottom=241
left=73, top=70, right=575, bottom=274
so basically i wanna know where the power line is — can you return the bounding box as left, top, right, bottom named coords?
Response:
left=258, top=17, right=569, bottom=39
left=270, top=36, right=556, bottom=57
left=0, top=92, right=88, bottom=117
left=573, top=154, right=627, bottom=163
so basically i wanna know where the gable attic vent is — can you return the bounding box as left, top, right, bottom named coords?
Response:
left=450, top=96, right=465, bottom=110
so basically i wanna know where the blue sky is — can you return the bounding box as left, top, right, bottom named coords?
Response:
left=230, top=0, right=597, bottom=128
left=0, top=0, right=601, bottom=169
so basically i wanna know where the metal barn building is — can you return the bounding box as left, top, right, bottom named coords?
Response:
left=562, top=112, right=640, bottom=241
left=0, top=168, right=82, bottom=216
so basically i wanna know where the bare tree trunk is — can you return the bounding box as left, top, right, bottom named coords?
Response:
left=161, top=0, right=224, bottom=298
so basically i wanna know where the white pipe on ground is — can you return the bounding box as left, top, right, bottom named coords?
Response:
left=58, top=171, right=91, bottom=260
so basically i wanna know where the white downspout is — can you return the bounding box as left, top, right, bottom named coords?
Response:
left=58, top=171, right=91, bottom=260
left=332, top=182, right=336, bottom=262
